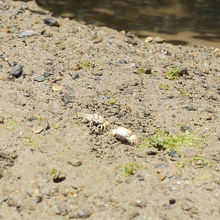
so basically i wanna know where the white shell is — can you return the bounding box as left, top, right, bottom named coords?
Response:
left=111, top=127, right=132, bottom=138
left=110, top=127, right=140, bottom=145
left=127, top=134, right=141, bottom=145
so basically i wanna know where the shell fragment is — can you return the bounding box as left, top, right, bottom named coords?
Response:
left=111, top=127, right=141, bottom=145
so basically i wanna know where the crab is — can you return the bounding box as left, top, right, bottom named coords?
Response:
left=110, top=126, right=141, bottom=145
left=80, top=113, right=111, bottom=132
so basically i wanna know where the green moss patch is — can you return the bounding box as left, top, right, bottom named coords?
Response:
left=179, top=89, right=192, bottom=97
left=79, top=62, right=95, bottom=69
left=160, top=84, right=170, bottom=91
left=115, top=162, right=142, bottom=176
left=137, top=67, right=151, bottom=74
left=177, top=155, right=215, bottom=168
left=139, top=130, right=204, bottom=151
left=20, top=136, right=38, bottom=148
left=3, top=120, right=17, bottom=130
left=166, top=67, right=181, bottom=80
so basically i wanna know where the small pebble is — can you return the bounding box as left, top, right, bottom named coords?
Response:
left=168, top=151, right=181, bottom=158
left=67, top=159, right=82, bottom=167
left=143, top=68, right=152, bottom=74
left=52, top=84, right=63, bottom=91
left=52, top=173, right=66, bottom=183
left=26, top=117, right=37, bottom=122
left=137, top=176, right=145, bottom=181
left=154, top=36, right=164, bottom=43
left=146, top=150, right=157, bottom=155
left=55, top=75, right=62, bottom=81
left=161, top=50, right=171, bottom=56
left=126, top=38, right=138, bottom=46
left=69, top=72, right=79, bottom=80
left=77, top=209, right=91, bottom=218
left=185, top=106, right=197, bottom=111
left=10, top=64, right=23, bottom=78
left=129, top=62, right=139, bottom=68
left=0, top=196, right=8, bottom=205
left=70, top=64, right=81, bottom=71
left=43, top=17, right=60, bottom=27
left=18, top=30, right=35, bottom=38
left=179, top=67, right=188, bottom=75
left=34, top=195, right=43, bottom=203
left=194, top=69, right=204, bottom=76
left=180, top=125, right=190, bottom=132
left=118, top=59, right=128, bottom=64
left=41, top=30, right=52, bottom=37
left=62, top=95, right=74, bottom=104
left=92, top=72, right=103, bottom=76
left=155, top=163, right=168, bottom=169
left=131, top=200, right=146, bottom=208
left=34, top=75, right=45, bottom=82
left=92, top=36, right=102, bottom=44
left=144, top=36, right=154, bottom=43
left=169, top=199, right=176, bottom=205
left=0, top=116, right=4, bottom=124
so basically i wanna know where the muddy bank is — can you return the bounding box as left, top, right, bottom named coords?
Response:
left=0, top=0, right=220, bottom=219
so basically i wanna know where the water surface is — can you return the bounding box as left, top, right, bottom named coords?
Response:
left=30, top=0, right=220, bottom=46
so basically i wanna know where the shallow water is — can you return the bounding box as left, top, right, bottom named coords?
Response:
left=27, top=0, right=220, bottom=46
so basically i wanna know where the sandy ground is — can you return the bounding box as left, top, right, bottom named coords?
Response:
left=0, top=1, right=220, bottom=219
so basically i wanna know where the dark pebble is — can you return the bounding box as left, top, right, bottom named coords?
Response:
left=18, top=30, right=36, bottom=38
left=143, top=111, right=151, bottom=117
left=169, top=199, right=176, bottom=205
left=146, top=150, right=158, bottom=156
left=143, top=68, right=152, bottom=74
left=62, top=95, right=74, bottom=104
left=216, top=86, right=220, bottom=95
left=43, top=17, right=60, bottom=27
left=77, top=209, right=91, bottom=218
left=184, top=106, right=197, bottom=111
left=26, top=117, right=37, bottom=122
left=180, top=125, right=190, bottom=132
left=10, top=64, right=23, bottom=78
left=53, top=176, right=65, bottom=183
left=168, top=151, right=181, bottom=158
left=0, top=196, right=8, bottom=205
left=92, top=72, right=103, bottom=76
left=179, top=67, right=188, bottom=75
left=34, top=75, right=45, bottom=82
left=126, top=39, right=138, bottom=46
left=137, top=176, right=145, bottom=181
left=42, top=30, right=52, bottom=37
left=34, top=195, right=43, bottom=203
left=194, top=69, right=204, bottom=76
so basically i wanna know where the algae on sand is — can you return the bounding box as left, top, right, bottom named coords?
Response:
left=177, top=155, right=215, bottom=168
left=115, top=162, right=142, bottom=176
left=166, top=67, right=181, bottom=80
left=139, top=130, right=204, bottom=151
